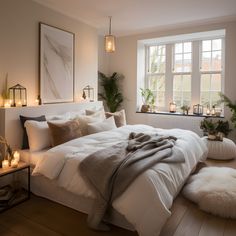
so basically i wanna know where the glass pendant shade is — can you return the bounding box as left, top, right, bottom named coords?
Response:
left=105, top=16, right=115, bottom=53
left=105, top=35, right=115, bottom=53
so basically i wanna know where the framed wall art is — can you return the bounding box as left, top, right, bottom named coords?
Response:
left=39, top=23, right=74, bottom=104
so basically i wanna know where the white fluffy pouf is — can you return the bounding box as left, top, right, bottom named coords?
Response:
left=183, top=167, right=236, bottom=219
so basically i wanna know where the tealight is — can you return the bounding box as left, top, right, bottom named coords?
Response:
left=13, top=151, right=20, bottom=163
left=2, top=160, right=9, bottom=169
left=11, top=159, right=18, bottom=168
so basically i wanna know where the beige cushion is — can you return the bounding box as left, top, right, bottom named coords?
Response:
left=85, top=108, right=106, bottom=119
left=87, top=116, right=117, bottom=134
left=24, top=120, right=51, bottom=152
left=74, top=113, right=104, bottom=136
left=105, top=109, right=127, bottom=127
left=47, top=120, right=82, bottom=147
left=202, top=137, right=236, bottom=160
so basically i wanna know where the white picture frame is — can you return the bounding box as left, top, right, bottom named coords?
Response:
left=40, top=23, right=74, bottom=104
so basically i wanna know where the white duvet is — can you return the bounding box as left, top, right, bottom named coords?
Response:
left=33, top=124, right=208, bottom=236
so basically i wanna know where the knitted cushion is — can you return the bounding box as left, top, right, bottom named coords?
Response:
left=202, top=137, right=236, bottom=160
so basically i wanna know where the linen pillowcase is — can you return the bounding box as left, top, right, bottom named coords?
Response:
left=85, top=108, right=106, bottom=119
left=20, top=115, right=46, bottom=149
left=24, top=120, right=51, bottom=152
left=75, top=113, right=104, bottom=136
left=47, top=120, right=82, bottom=147
left=105, top=109, right=127, bottom=127
left=87, top=116, right=117, bottom=134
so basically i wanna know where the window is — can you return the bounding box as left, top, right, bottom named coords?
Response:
left=200, top=39, right=223, bottom=108
left=173, top=42, right=192, bottom=109
left=141, top=30, right=225, bottom=114
left=146, top=45, right=166, bottom=107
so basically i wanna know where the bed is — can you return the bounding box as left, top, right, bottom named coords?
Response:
left=22, top=126, right=207, bottom=236
left=0, top=102, right=208, bottom=236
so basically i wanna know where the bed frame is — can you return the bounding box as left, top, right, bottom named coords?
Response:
left=0, top=101, right=103, bottom=151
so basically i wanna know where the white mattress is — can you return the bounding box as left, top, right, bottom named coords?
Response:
left=19, top=149, right=48, bottom=166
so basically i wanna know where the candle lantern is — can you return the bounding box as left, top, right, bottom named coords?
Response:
left=82, top=85, right=94, bottom=102
left=193, top=104, right=203, bottom=115
left=169, top=102, right=177, bottom=113
left=9, top=84, right=27, bottom=107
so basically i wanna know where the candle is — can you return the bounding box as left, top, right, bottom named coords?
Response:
left=4, top=102, right=11, bottom=108
left=16, top=101, right=22, bottom=107
left=206, top=106, right=211, bottom=115
left=169, top=102, right=176, bottom=113
left=13, top=151, right=20, bottom=163
left=2, top=160, right=9, bottom=169
left=11, top=159, right=18, bottom=168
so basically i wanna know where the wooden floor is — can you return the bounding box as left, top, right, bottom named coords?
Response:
left=0, top=158, right=236, bottom=236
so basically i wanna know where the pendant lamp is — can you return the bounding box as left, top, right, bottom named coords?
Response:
left=105, top=16, right=115, bottom=53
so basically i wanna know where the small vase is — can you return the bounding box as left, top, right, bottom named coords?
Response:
left=141, top=105, right=150, bottom=113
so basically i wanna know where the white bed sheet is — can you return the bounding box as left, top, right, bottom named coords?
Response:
left=32, top=124, right=208, bottom=236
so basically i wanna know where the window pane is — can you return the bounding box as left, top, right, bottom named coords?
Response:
left=174, top=54, right=183, bottom=72
left=184, top=42, right=191, bottom=53
left=174, top=42, right=192, bottom=72
left=212, top=39, right=222, bottom=51
left=149, top=45, right=166, bottom=73
left=212, top=51, right=222, bottom=71
left=201, top=74, right=211, bottom=91
left=200, top=91, right=210, bottom=106
left=175, top=43, right=182, bottom=53
left=201, top=52, right=211, bottom=71
left=148, top=74, right=165, bottom=107
left=202, top=40, right=211, bottom=51
left=183, top=53, right=192, bottom=72
left=211, top=74, right=221, bottom=91
left=211, top=91, right=221, bottom=106
left=173, top=75, right=191, bottom=108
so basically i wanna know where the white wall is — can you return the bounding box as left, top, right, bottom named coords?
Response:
left=98, top=20, right=236, bottom=138
left=0, top=0, right=98, bottom=105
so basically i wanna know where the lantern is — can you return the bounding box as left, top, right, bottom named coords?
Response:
left=82, top=85, right=94, bottom=102
left=8, top=84, right=27, bottom=107
left=169, top=102, right=176, bottom=113
left=193, top=104, right=203, bottom=115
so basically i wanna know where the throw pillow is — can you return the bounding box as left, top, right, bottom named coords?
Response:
left=105, top=109, right=127, bottom=127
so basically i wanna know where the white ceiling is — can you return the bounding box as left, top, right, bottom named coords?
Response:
left=33, top=0, right=236, bottom=36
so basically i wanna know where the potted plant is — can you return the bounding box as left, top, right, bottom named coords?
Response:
left=200, top=118, right=231, bottom=141
left=219, top=93, right=236, bottom=128
left=181, top=105, right=190, bottom=115
left=140, top=88, right=155, bottom=112
left=98, top=71, right=124, bottom=112
left=1, top=73, right=10, bottom=106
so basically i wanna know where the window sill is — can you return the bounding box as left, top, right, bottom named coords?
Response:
left=136, top=111, right=224, bottom=118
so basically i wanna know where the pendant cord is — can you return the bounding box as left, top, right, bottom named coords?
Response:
left=109, top=16, right=112, bottom=35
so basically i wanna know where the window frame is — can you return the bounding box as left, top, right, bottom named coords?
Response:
left=143, top=36, right=225, bottom=113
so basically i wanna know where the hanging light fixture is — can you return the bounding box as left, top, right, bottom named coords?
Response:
left=105, top=16, right=116, bottom=53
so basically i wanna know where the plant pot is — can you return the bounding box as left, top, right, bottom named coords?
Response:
left=141, top=105, right=150, bottom=113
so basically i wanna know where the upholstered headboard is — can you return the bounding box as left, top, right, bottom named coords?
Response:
left=0, top=101, right=103, bottom=150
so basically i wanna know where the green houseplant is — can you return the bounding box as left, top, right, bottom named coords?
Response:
left=1, top=73, right=9, bottom=101
left=219, top=93, right=236, bottom=128
left=98, top=71, right=124, bottom=112
left=200, top=118, right=231, bottom=141
left=140, top=88, right=155, bottom=112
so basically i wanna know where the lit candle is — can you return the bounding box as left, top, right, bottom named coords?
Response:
left=206, top=107, right=211, bottom=115
left=2, top=160, right=9, bottom=169
left=169, top=102, right=176, bottom=113
left=11, top=159, right=18, bottom=168
left=16, top=101, right=22, bottom=107
left=13, top=151, right=20, bottom=163
left=4, top=102, right=11, bottom=108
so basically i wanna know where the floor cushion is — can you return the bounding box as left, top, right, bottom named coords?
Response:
left=201, top=137, right=236, bottom=160
left=183, top=166, right=236, bottom=219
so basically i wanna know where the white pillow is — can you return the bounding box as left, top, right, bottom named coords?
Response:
left=87, top=116, right=117, bottom=134
left=24, top=120, right=51, bottom=152
left=85, top=107, right=105, bottom=119
left=75, top=113, right=104, bottom=136
left=32, top=151, right=65, bottom=179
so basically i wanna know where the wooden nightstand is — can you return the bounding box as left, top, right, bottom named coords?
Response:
left=0, top=162, right=30, bottom=212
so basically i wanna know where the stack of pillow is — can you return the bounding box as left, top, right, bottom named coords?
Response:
left=20, top=109, right=127, bottom=152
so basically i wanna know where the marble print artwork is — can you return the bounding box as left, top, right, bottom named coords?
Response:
left=40, top=24, right=74, bottom=103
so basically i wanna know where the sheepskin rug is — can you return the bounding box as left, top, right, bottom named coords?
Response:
left=183, top=167, right=236, bottom=219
